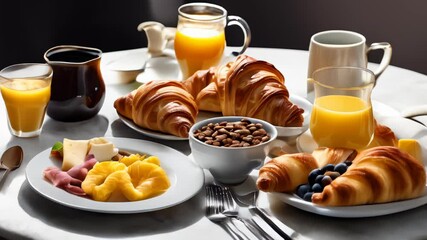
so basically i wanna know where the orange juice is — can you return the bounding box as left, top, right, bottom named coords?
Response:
left=174, top=28, right=225, bottom=79
left=1, top=79, right=51, bottom=134
left=310, top=95, right=374, bottom=149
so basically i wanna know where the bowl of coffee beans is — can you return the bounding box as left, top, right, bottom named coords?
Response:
left=189, top=116, right=277, bottom=184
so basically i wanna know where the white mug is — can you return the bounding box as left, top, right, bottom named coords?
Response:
left=307, top=30, right=392, bottom=102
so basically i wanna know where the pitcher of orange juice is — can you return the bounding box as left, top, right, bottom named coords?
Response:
left=174, top=2, right=251, bottom=79
left=310, top=67, right=375, bottom=149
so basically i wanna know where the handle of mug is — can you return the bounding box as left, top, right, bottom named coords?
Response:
left=368, top=42, right=392, bottom=81
left=227, top=16, right=251, bottom=56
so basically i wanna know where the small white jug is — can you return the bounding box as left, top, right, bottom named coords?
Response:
left=137, top=21, right=176, bottom=57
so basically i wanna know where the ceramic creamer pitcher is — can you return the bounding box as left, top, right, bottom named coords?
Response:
left=137, top=21, right=176, bottom=57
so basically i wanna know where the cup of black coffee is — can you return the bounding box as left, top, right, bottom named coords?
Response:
left=44, top=45, right=106, bottom=122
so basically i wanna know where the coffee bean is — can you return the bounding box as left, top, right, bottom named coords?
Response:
left=193, top=119, right=272, bottom=147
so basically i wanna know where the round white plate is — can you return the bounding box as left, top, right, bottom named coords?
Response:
left=118, top=111, right=221, bottom=141
left=118, top=94, right=311, bottom=141
left=272, top=187, right=427, bottom=218
left=275, top=94, right=312, bottom=137
left=25, top=137, right=204, bottom=214
left=278, top=108, right=427, bottom=218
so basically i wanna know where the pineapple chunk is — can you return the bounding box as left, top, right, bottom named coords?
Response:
left=81, top=161, right=128, bottom=201
left=398, top=139, right=423, bottom=163
left=122, top=161, right=170, bottom=201
left=119, top=154, right=147, bottom=166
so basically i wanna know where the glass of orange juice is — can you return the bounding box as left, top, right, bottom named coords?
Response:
left=0, top=63, right=53, bottom=137
left=310, top=66, right=375, bottom=149
left=174, top=2, right=251, bottom=79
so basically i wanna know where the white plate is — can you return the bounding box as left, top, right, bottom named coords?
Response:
left=118, top=111, right=221, bottom=141
left=25, top=137, right=204, bottom=214
left=118, top=94, right=311, bottom=141
left=275, top=95, right=312, bottom=137
left=277, top=109, right=427, bottom=218
left=272, top=187, right=427, bottom=218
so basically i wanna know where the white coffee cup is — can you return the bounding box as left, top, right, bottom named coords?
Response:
left=307, top=30, right=392, bottom=102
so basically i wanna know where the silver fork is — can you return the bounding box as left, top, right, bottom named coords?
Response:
left=233, top=190, right=300, bottom=240
left=206, top=185, right=250, bottom=240
left=219, top=185, right=276, bottom=240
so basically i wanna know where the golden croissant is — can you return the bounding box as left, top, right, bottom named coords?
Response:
left=182, top=55, right=305, bottom=127
left=257, top=153, right=318, bottom=193
left=312, top=146, right=426, bottom=206
left=114, top=80, right=198, bottom=138
left=312, top=147, right=357, bottom=167
left=257, top=147, right=356, bottom=193
left=365, top=121, right=398, bottom=148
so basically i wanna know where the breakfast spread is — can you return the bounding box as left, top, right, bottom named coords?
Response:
left=43, top=137, right=170, bottom=202
left=257, top=122, right=426, bottom=206
left=192, top=118, right=271, bottom=147
left=114, top=54, right=304, bottom=137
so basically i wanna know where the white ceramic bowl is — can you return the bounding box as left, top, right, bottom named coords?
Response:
left=189, top=116, right=278, bottom=184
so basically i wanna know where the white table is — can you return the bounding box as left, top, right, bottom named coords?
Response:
left=1, top=47, right=427, bottom=240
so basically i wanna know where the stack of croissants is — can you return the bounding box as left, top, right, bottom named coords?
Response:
left=114, top=55, right=304, bottom=138
left=257, top=124, right=427, bottom=206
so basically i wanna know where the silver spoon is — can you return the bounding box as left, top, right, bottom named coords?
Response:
left=0, top=146, right=24, bottom=184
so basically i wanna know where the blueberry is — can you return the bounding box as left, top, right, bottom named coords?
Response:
left=308, top=169, right=322, bottom=185
left=344, top=160, right=353, bottom=166
left=320, top=163, right=335, bottom=173
left=321, top=175, right=333, bottom=187
left=296, top=184, right=311, bottom=198
left=325, top=171, right=341, bottom=180
left=315, top=174, right=324, bottom=184
left=303, top=192, right=313, bottom=202
left=312, top=183, right=323, bottom=193
left=334, top=163, right=348, bottom=175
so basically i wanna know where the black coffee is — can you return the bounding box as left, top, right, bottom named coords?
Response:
left=46, top=49, right=99, bottom=63
left=45, top=46, right=105, bottom=122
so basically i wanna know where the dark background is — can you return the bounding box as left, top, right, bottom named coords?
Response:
left=1, top=0, right=426, bottom=74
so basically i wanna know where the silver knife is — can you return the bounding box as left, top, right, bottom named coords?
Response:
left=249, top=206, right=304, bottom=240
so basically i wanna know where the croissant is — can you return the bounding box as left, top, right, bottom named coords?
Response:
left=365, top=121, right=398, bottom=148
left=182, top=55, right=305, bottom=127
left=312, top=147, right=358, bottom=167
left=114, top=80, right=198, bottom=138
left=114, top=90, right=135, bottom=120
left=312, top=146, right=426, bottom=206
left=182, top=67, right=221, bottom=112
left=257, top=153, right=318, bottom=193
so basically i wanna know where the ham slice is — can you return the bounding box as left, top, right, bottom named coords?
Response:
left=67, top=155, right=97, bottom=181
left=44, top=155, right=97, bottom=196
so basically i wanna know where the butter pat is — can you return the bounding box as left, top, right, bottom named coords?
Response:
left=398, top=139, right=423, bottom=163
left=62, top=138, right=90, bottom=171
left=88, top=137, right=119, bottom=162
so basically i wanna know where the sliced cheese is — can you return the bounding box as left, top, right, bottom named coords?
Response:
left=89, top=137, right=108, bottom=145
left=398, top=139, right=423, bottom=163
left=62, top=138, right=90, bottom=171
left=88, top=138, right=119, bottom=162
